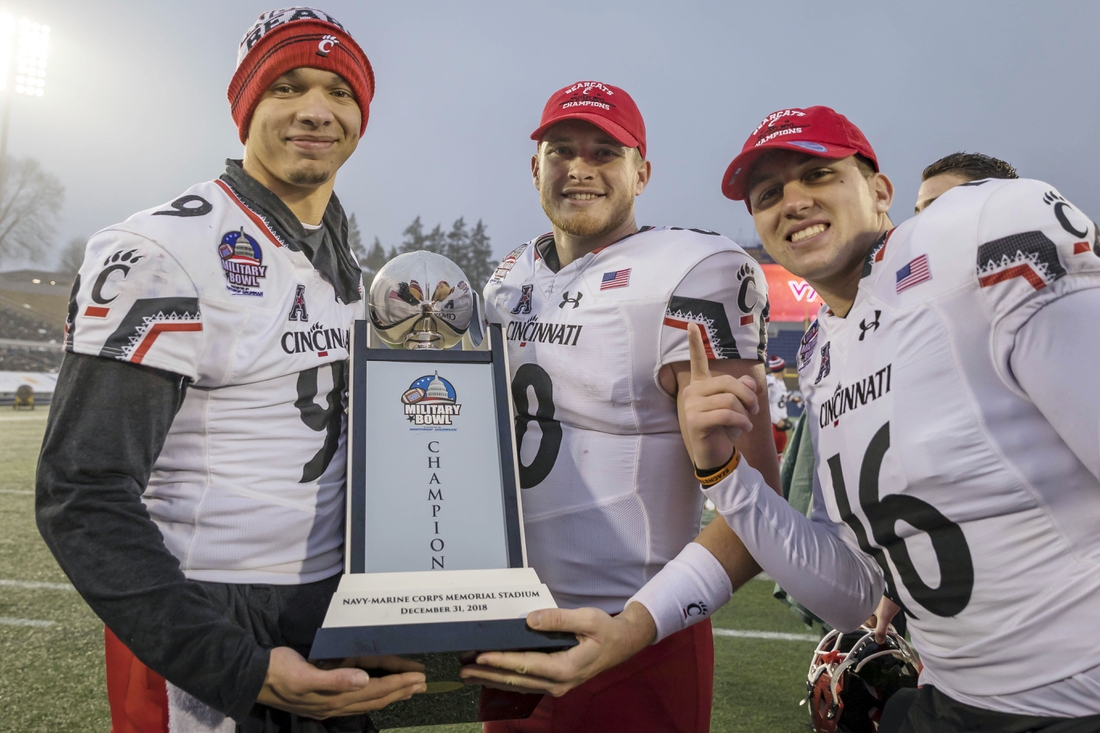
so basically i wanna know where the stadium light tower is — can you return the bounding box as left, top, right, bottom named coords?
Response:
left=0, top=13, right=50, bottom=161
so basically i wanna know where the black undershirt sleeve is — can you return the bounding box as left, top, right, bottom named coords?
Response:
left=35, top=352, right=269, bottom=721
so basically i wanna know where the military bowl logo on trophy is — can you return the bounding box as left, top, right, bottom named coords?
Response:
left=402, top=371, right=463, bottom=427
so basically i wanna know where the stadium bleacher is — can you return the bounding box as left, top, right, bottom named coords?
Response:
left=769, top=328, right=804, bottom=370
left=0, top=346, right=62, bottom=372
left=0, top=270, right=69, bottom=376
left=0, top=303, right=63, bottom=343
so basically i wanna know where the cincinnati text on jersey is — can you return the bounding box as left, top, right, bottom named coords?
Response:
left=280, top=322, right=349, bottom=356
left=402, top=373, right=463, bottom=426
left=506, top=317, right=584, bottom=347
left=818, top=363, right=892, bottom=429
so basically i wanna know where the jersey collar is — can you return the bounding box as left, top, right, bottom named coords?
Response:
left=534, top=226, right=653, bottom=274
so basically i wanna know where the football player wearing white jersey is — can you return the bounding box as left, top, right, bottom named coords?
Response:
left=36, top=9, right=426, bottom=733
left=471, top=81, right=781, bottom=733
left=468, top=106, right=1100, bottom=732
left=766, top=355, right=792, bottom=454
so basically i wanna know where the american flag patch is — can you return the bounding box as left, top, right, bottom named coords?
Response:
left=895, top=255, right=931, bottom=293
left=600, top=268, right=631, bottom=290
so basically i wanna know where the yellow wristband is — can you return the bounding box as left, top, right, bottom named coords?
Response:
left=695, top=449, right=741, bottom=487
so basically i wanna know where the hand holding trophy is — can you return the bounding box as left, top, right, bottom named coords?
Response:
left=310, top=251, right=574, bottom=728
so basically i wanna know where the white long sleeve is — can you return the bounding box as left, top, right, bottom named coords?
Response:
left=701, top=459, right=884, bottom=632
left=1008, top=287, right=1100, bottom=482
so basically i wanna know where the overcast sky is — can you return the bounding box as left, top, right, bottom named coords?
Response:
left=9, top=0, right=1100, bottom=270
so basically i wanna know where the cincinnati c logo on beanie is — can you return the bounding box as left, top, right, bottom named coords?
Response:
left=317, top=34, right=339, bottom=56
left=227, top=7, right=375, bottom=143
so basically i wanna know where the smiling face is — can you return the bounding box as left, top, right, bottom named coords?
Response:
left=242, top=67, right=361, bottom=194
left=748, top=151, right=893, bottom=312
left=532, top=120, right=650, bottom=239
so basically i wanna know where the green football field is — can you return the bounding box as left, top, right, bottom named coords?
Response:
left=0, top=409, right=817, bottom=732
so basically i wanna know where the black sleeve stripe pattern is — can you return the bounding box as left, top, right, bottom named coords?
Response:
left=64, top=274, right=81, bottom=349
left=665, top=295, right=741, bottom=360
left=756, top=299, right=769, bottom=362
left=977, top=231, right=1067, bottom=291
left=861, top=230, right=892, bottom=279
left=99, top=297, right=202, bottom=364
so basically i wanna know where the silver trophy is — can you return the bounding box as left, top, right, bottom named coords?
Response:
left=369, top=251, right=483, bottom=350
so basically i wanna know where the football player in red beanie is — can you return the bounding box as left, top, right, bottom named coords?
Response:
left=37, top=8, right=426, bottom=733
left=464, top=105, right=1100, bottom=733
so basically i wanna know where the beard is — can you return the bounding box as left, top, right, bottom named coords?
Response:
left=286, top=164, right=332, bottom=187
left=540, top=185, right=635, bottom=237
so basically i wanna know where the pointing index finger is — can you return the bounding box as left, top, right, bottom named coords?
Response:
left=688, top=323, right=711, bottom=382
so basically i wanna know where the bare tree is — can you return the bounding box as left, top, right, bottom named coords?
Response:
left=0, top=157, right=65, bottom=265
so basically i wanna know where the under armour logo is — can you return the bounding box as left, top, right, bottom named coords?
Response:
left=559, top=291, right=583, bottom=309
left=511, top=284, right=533, bottom=315
left=858, top=310, right=880, bottom=341
left=317, top=35, right=339, bottom=56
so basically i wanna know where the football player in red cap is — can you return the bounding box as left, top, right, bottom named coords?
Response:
left=466, top=106, right=1100, bottom=733
left=473, top=81, right=782, bottom=732
left=36, top=8, right=427, bottom=733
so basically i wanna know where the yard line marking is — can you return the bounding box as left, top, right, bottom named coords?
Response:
left=713, top=628, right=818, bottom=642
left=0, top=617, right=55, bottom=628
left=0, top=579, right=74, bottom=591
left=0, top=489, right=34, bottom=494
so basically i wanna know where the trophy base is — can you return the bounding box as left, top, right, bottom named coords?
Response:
left=308, top=569, right=577, bottom=726
left=311, top=619, right=574, bottom=729
left=311, top=617, right=577, bottom=658
left=360, top=652, right=545, bottom=730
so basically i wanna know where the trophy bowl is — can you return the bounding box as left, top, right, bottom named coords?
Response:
left=369, top=251, right=474, bottom=349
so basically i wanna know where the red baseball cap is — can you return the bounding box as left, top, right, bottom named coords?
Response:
left=531, top=81, right=647, bottom=158
left=721, top=106, right=878, bottom=203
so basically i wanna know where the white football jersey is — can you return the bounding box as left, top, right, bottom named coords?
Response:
left=766, top=374, right=787, bottom=426
left=484, top=227, right=767, bottom=612
left=798, top=179, right=1100, bottom=705
left=67, top=179, right=363, bottom=584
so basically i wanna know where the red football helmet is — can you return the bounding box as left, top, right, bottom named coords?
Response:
left=804, top=624, right=921, bottom=733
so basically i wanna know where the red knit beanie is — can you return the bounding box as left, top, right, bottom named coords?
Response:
left=227, top=8, right=375, bottom=143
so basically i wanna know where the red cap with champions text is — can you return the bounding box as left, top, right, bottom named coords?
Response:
left=228, top=7, right=375, bottom=144
left=531, top=81, right=647, bottom=158
left=721, top=106, right=878, bottom=204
